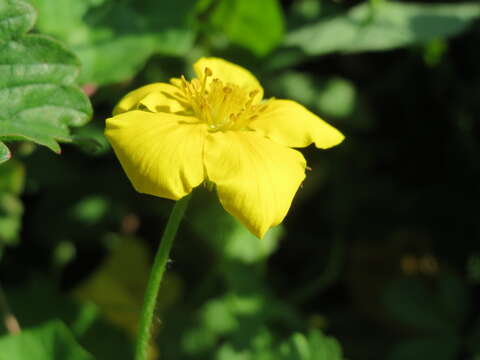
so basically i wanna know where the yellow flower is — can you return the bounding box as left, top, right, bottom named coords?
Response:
left=105, top=58, right=344, bottom=238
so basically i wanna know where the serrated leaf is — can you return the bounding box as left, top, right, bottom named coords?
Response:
left=0, top=0, right=35, bottom=41
left=0, top=0, right=91, bottom=156
left=0, top=320, right=94, bottom=360
left=286, top=2, right=480, bottom=55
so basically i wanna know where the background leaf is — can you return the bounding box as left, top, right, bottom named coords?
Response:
left=286, top=2, right=480, bottom=55
left=6, top=279, right=134, bottom=360
left=207, top=0, right=284, bottom=56
left=0, top=159, right=24, bottom=245
left=28, top=0, right=198, bottom=85
left=0, top=321, right=94, bottom=360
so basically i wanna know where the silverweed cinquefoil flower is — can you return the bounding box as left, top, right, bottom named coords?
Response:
left=105, top=58, right=344, bottom=238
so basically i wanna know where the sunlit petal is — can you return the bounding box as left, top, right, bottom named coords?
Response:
left=105, top=110, right=206, bottom=200
left=204, top=130, right=306, bottom=238
left=138, top=92, right=187, bottom=114
left=194, top=57, right=263, bottom=101
left=250, top=99, right=345, bottom=149
left=113, top=83, right=183, bottom=115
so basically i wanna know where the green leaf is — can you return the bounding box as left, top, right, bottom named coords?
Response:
left=0, top=0, right=92, bottom=156
left=208, top=0, right=284, bottom=56
left=0, top=0, right=35, bottom=40
left=28, top=0, right=198, bottom=85
left=0, top=320, right=94, bottom=360
left=6, top=278, right=134, bottom=360
left=286, top=2, right=480, bottom=55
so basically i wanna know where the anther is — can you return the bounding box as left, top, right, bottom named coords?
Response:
left=204, top=67, right=212, bottom=77
left=257, top=104, right=268, bottom=113
left=223, top=87, right=232, bottom=94
left=249, top=89, right=259, bottom=98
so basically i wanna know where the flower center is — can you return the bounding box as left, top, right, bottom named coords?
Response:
left=171, top=68, right=268, bottom=132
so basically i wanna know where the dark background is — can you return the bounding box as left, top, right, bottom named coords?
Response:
left=1, top=0, right=480, bottom=359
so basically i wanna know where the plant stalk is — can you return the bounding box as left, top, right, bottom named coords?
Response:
left=135, top=195, right=190, bottom=360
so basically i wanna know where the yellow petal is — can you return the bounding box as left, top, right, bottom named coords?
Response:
left=113, top=83, right=182, bottom=115
left=204, top=130, right=306, bottom=238
left=105, top=110, right=206, bottom=200
left=250, top=99, right=345, bottom=149
left=138, top=91, right=186, bottom=114
left=193, top=57, right=264, bottom=100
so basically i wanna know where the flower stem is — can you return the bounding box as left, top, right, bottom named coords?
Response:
left=135, top=195, right=191, bottom=360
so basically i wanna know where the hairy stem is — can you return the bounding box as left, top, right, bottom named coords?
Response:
left=135, top=195, right=191, bottom=360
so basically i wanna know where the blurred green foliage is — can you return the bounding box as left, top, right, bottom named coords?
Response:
left=285, top=2, right=480, bottom=55
left=0, top=320, right=94, bottom=360
left=1, top=0, right=480, bottom=359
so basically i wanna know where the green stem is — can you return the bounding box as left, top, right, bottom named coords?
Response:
left=135, top=194, right=191, bottom=360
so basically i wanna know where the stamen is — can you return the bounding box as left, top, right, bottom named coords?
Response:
left=201, top=68, right=212, bottom=94
left=180, top=75, right=188, bottom=89
left=191, top=79, right=201, bottom=91
left=257, top=103, right=269, bottom=113
left=170, top=70, right=265, bottom=132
